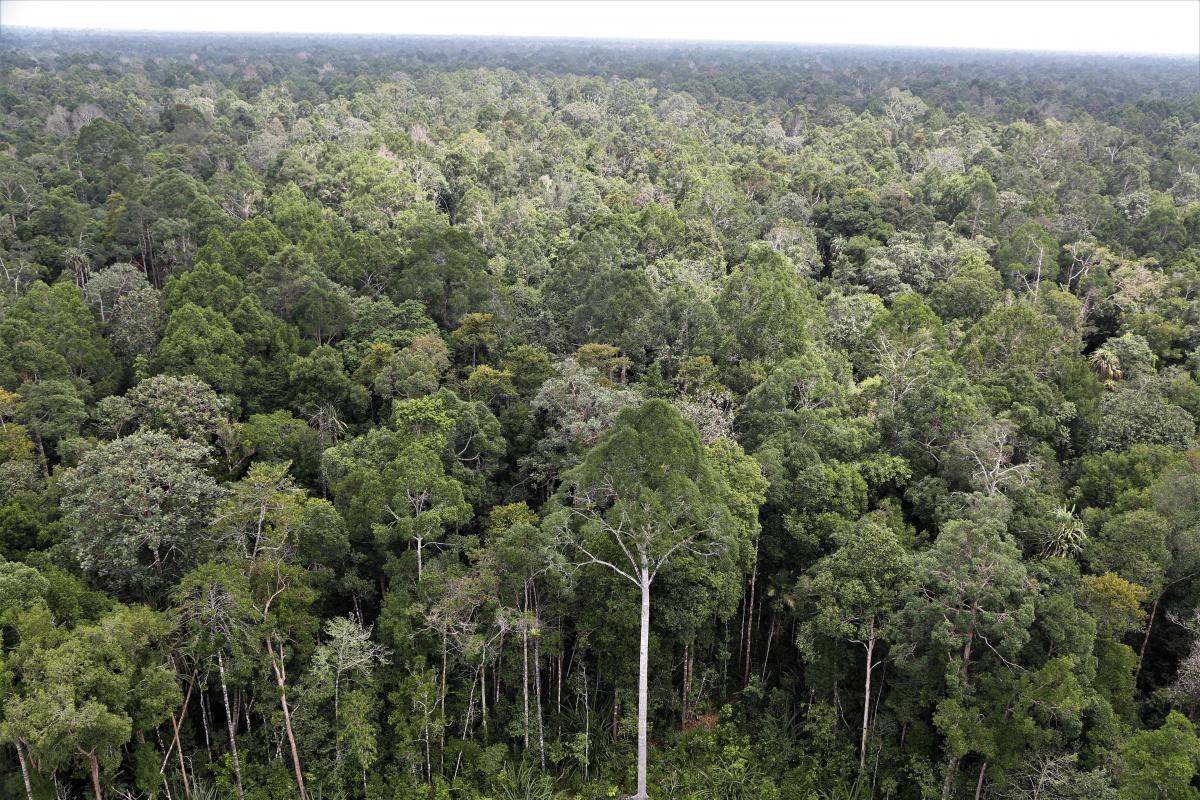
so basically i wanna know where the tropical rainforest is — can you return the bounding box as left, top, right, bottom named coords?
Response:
left=1, top=29, right=1200, bottom=800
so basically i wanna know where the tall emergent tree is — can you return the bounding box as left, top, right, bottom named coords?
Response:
left=549, top=399, right=748, bottom=800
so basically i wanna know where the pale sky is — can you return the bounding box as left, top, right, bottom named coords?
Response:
left=2, top=0, right=1199, bottom=57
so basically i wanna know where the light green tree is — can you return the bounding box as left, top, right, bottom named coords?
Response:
left=800, top=518, right=914, bottom=769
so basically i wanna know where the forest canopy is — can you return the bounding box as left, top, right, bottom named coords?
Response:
left=1, top=29, right=1200, bottom=800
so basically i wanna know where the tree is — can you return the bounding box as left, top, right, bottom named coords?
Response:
left=800, top=518, right=914, bottom=769
left=82, top=262, right=149, bottom=323
left=152, top=302, right=247, bottom=396
left=398, top=223, right=493, bottom=328
left=109, top=286, right=163, bottom=363
left=522, top=358, right=640, bottom=494
left=13, top=379, right=86, bottom=475
left=174, top=562, right=257, bottom=800
left=1, top=281, right=119, bottom=397
left=1117, top=711, right=1200, bottom=800
left=450, top=312, right=497, bottom=368
left=549, top=399, right=745, bottom=800
left=881, top=87, right=928, bottom=141
left=371, top=438, right=472, bottom=582
left=204, top=461, right=336, bottom=800
left=898, top=518, right=1038, bottom=798
left=1, top=604, right=177, bottom=800
left=715, top=243, right=814, bottom=374
left=1094, top=388, right=1195, bottom=452
left=306, top=616, right=389, bottom=782
left=59, top=430, right=224, bottom=599
left=126, top=373, right=230, bottom=442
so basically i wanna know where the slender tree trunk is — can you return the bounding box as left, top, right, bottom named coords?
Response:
left=557, top=648, right=564, bottom=724
left=686, top=642, right=696, bottom=729
left=169, top=711, right=193, bottom=800
left=612, top=686, right=620, bottom=743
left=80, top=747, right=103, bottom=800
left=266, top=635, right=307, bottom=800
left=760, top=611, right=777, bottom=681
left=534, top=628, right=546, bottom=770
left=480, top=655, right=488, bottom=736
left=439, top=628, right=448, bottom=776
left=522, top=583, right=531, bottom=750
left=941, top=756, right=959, bottom=800
left=161, top=670, right=196, bottom=799
left=974, top=760, right=987, bottom=800
left=462, top=668, right=478, bottom=740
left=200, top=690, right=213, bottom=759
left=159, top=734, right=174, bottom=800
left=737, top=590, right=747, bottom=683
left=635, top=569, right=652, bottom=800
left=168, top=714, right=193, bottom=800
left=216, top=651, right=246, bottom=800
left=424, top=711, right=432, bottom=784
left=743, top=544, right=759, bottom=685
left=582, top=665, right=591, bottom=782
left=15, top=739, right=34, bottom=800
left=1136, top=596, right=1159, bottom=680
left=35, top=434, right=49, bottom=478
left=861, top=636, right=875, bottom=771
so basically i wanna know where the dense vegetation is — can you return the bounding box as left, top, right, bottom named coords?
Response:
left=1, top=29, right=1200, bottom=800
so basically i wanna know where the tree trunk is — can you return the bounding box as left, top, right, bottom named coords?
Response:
left=266, top=635, right=307, bottom=800
left=635, top=570, right=651, bottom=800
left=15, top=739, right=34, bottom=800
left=161, top=670, right=195, bottom=799
left=522, top=582, right=531, bottom=750
left=941, top=756, right=959, bottom=800
left=1135, top=595, right=1159, bottom=680
left=557, top=648, right=564, bottom=728
left=168, top=714, right=193, bottom=800
left=861, top=636, right=875, bottom=771
left=199, top=690, right=213, bottom=759
left=760, top=611, right=777, bottom=681
left=216, top=651, right=246, bottom=800
left=612, top=686, right=620, bottom=743
left=582, top=666, right=591, bottom=782
left=686, top=642, right=696, bottom=729
left=534, top=627, right=546, bottom=770
left=480, top=657, right=488, bottom=736
left=35, top=434, right=49, bottom=478
left=440, top=628, right=448, bottom=776
left=462, top=667, right=478, bottom=740
left=80, top=747, right=103, bottom=800
left=974, top=760, right=988, bottom=800
left=743, top=544, right=759, bottom=686
left=169, top=711, right=193, bottom=800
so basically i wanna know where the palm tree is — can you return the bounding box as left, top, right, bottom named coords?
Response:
left=1043, top=505, right=1086, bottom=559
left=1089, top=348, right=1122, bottom=386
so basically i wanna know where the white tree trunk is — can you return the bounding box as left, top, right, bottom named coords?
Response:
left=267, top=636, right=307, bottom=800
left=522, top=585, right=530, bottom=750
left=636, top=570, right=651, bottom=800
left=216, top=650, right=246, bottom=800
left=15, top=739, right=34, bottom=800
left=861, top=636, right=875, bottom=770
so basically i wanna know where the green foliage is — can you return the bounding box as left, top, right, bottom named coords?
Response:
left=0, top=29, right=1197, bottom=800
left=59, top=430, right=224, bottom=599
left=1117, top=712, right=1200, bottom=800
left=152, top=302, right=248, bottom=395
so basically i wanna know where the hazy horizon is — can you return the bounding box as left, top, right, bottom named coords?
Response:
left=3, top=0, right=1199, bottom=58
